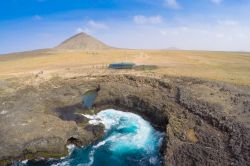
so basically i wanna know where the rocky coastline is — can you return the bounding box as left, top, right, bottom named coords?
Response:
left=0, top=74, right=249, bottom=165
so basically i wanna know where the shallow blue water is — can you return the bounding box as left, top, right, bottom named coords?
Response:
left=82, top=90, right=97, bottom=109
left=16, top=109, right=164, bottom=166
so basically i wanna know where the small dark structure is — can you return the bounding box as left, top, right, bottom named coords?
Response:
left=109, top=63, right=135, bottom=69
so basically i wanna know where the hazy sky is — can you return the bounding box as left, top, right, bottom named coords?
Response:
left=0, top=0, right=250, bottom=54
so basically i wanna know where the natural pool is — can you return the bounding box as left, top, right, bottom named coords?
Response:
left=17, top=109, right=164, bottom=166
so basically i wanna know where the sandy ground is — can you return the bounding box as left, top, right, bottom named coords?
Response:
left=0, top=49, right=249, bottom=85
left=0, top=49, right=250, bottom=165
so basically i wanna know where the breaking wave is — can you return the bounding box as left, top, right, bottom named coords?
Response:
left=15, top=109, right=164, bottom=166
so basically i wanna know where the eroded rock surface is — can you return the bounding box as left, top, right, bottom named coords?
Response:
left=0, top=77, right=104, bottom=165
left=0, top=74, right=249, bottom=165
left=90, top=75, right=250, bottom=166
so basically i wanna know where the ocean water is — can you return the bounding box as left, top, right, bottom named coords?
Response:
left=82, top=90, right=97, bottom=109
left=16, top=109, right=164, bottom=166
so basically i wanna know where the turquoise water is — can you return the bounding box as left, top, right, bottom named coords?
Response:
left=82, top=90, right=97, bottom=109
left=16, top=109, right=164, bottom=166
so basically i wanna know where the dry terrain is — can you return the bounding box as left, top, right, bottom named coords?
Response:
left=0, top=47, right=250, bottom=165
left=0, top=49, right=250, bottom=85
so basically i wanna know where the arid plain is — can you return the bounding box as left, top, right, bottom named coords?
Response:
left=0, top=33, right=250, bottom=165
left=0, top=49, right=250, bottom=85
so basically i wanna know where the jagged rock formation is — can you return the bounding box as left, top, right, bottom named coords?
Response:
left=0, top=74, right=249, bottom=165
left=56, top=32, right=111, bottom=50
left=92, top=75, right=250, bottom=166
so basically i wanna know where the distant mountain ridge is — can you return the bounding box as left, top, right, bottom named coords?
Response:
left=167, top=47, right=180, bottom=50
left=56, top=32, right=112, bottom=50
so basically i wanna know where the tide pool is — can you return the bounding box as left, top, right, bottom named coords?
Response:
left=16, top=109, right=164, bottom=166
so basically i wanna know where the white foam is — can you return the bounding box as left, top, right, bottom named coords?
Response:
left=51, top=161, right=70, bottom=166
left=83, top=109, right=153, bottom=153
left=82, top=114, right=96, bottom=119
left=84, top=148, right=95, bottom=166
left=66, top=144, right=75, bottom=155
left=17, top=109, right=162, bottom=166
left=93, top=140, right=106, bottom=148
left=21, top=159, right=28, bottom=164
left=82, top=109, right=163, bottom=163
left=88, top=119, right=101, bottom=125
left=149, top=156, right=158, bottom=165
left=82, top=114, right=101, bottom=125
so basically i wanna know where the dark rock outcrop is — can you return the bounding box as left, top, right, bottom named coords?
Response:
left=0, top=74, right=249, bottom=165
left=92, top=75, right=250, bottom=166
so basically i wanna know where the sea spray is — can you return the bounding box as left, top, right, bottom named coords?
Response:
left=17, top=109, right=164, bottom=166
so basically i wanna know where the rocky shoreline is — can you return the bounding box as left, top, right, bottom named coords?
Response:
left=0, top=74, right=250, bottom=165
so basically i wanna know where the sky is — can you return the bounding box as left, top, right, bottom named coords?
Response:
left=0, top=0, right=250, bottom=54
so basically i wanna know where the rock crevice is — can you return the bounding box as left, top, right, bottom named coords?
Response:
left=0, top=74, right=249, bottom=165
